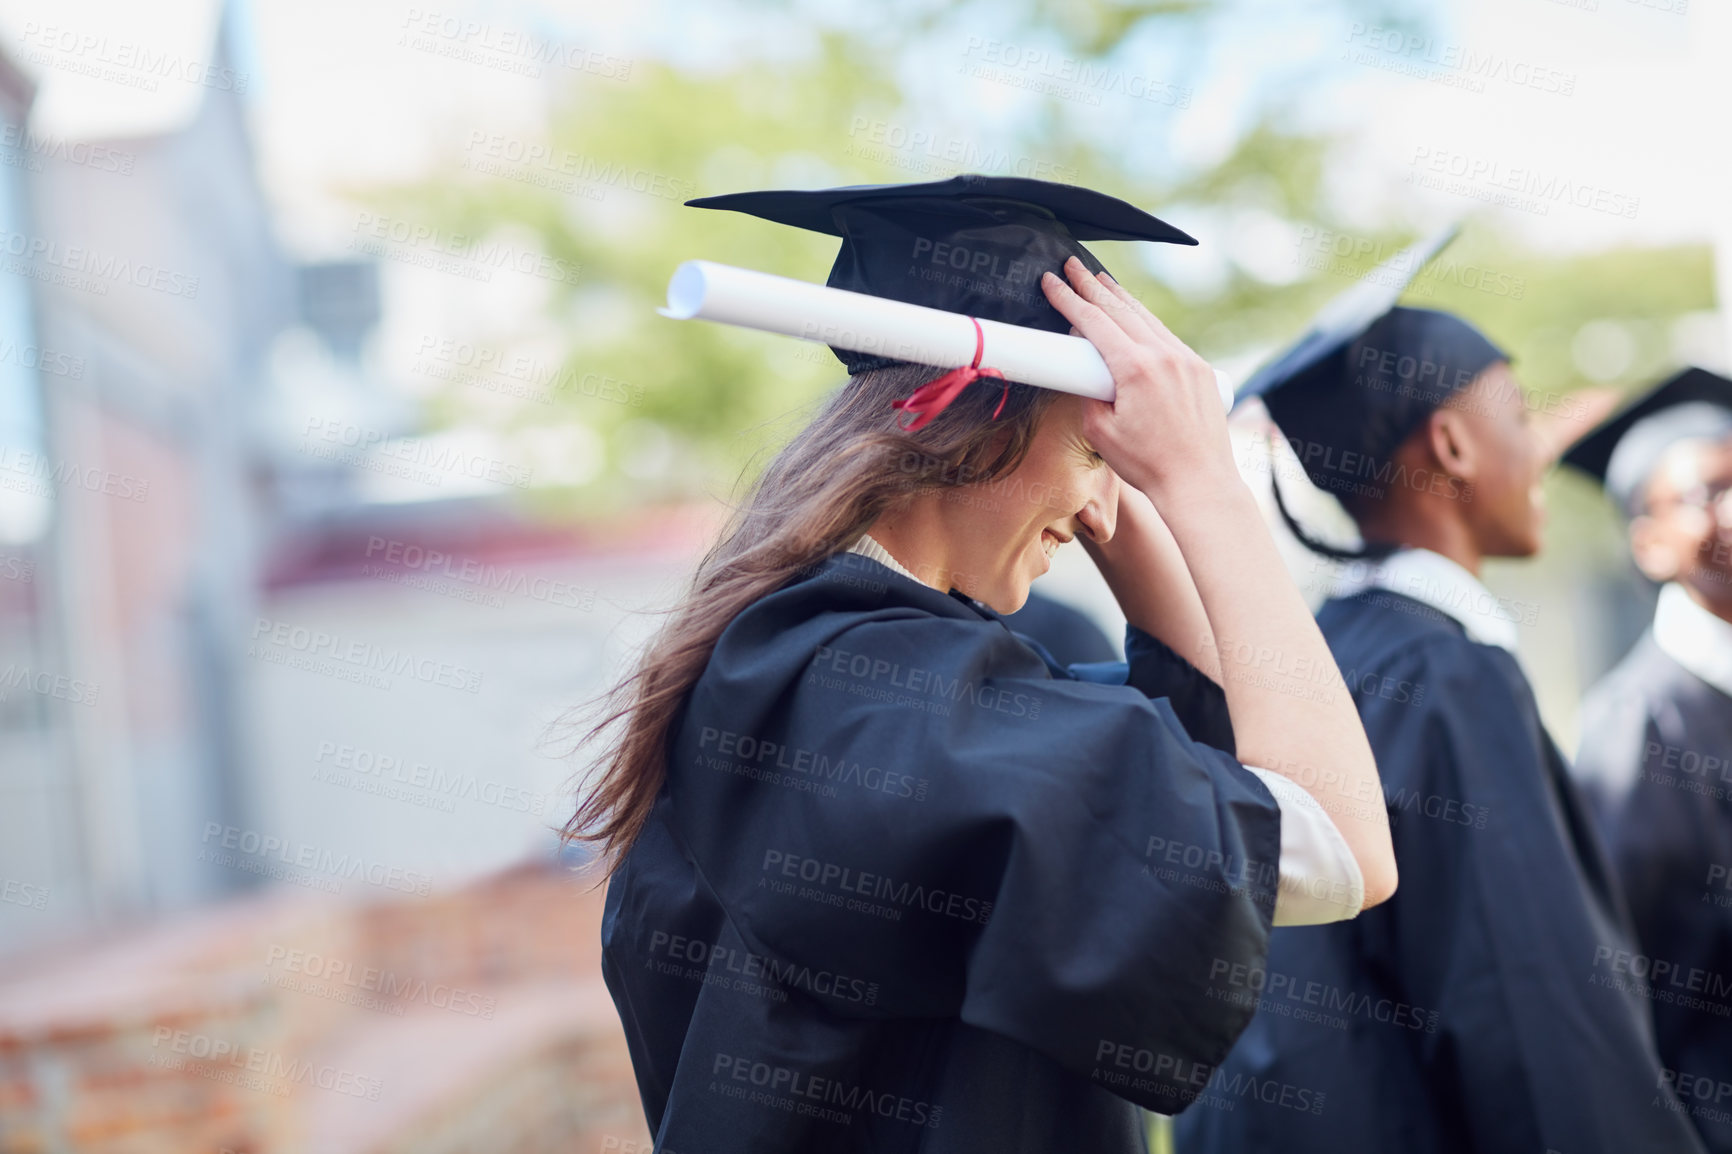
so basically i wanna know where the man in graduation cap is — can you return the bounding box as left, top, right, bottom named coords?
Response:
left=1566, top=367, right=1732, bottom=1154
left=1175, top=234, right=1704, bottom=1154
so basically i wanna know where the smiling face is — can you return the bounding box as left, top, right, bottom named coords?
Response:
left=953, top=393, right=1121, bottom=613
left=1630, top=436, right=1732, bottom=613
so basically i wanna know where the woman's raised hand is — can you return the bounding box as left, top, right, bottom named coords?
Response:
left=1040, top=257, right=1236, bottom=500
left=1045, top=259, right=1395, bottom=909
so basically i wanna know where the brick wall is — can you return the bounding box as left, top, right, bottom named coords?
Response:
left=0, top=862, right=649, bottom=1154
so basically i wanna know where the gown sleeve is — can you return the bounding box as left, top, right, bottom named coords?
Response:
left=1243, top=766, right=1364, bottom=926
left=1046, top=624, right=1235, bottom=755
left=1358, top=640, right=1706, bottom=1154
left=1123, top=625, right=1236, bottom=754
left=669, top=611, right=1284, bottom=1117
left=1030, top=624, right=1356, bottom=926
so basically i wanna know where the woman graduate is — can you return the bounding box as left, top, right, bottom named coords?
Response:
left=568, top=175, right=1396, bottom=1154
left=1566, top=368, right=1732, bottom=1154
left=1176, top=238, right=1705, bottom=1154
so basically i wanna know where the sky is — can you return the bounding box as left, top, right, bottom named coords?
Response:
left=0, top=0, right=1722, bottom=251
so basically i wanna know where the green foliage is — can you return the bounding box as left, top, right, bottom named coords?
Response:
left=356, top=9, right=1716, bottom=522
left=363, top=38, right=905, bottom=511
left=1427, top=241, right=1716, bottom=398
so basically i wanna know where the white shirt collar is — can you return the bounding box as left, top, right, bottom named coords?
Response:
left=1652, top=582, right=1732, bottom=698
left=1329, top=547, right=1522, bottom=653
left=844, top=533, right=923, bottom=585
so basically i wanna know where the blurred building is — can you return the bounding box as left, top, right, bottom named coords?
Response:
left=0, top=1, right=686, bottom=957
left=0, top=6, right=679, bottom=1148
left=0, top=7, right=295, bottom=954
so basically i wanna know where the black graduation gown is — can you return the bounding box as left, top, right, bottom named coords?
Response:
left=1576, top=635, right=1732, bottom=1154
left=1002, top=589, right=1121, bottom=667
left=601, top=551, right=1285, bottom=1154
left=1175, top=590, right=1706, bottom=1154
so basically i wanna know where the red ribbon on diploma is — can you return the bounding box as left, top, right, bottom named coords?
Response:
left=890, top=317, right=1008, bottom=432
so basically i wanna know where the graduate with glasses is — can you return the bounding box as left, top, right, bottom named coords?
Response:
left=1566, top=368, right=1732, bottom=1154
left=1176, top=236, right=1704, bottom=1154
left=569, top=176, right=1396, bottom=1154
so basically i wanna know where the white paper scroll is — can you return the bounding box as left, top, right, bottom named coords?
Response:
left=660, top=260, right=1234, bottom=411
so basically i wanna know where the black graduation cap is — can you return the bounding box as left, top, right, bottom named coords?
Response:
left=687, top=174, right=1196, bottom=373
left=1234, top=224, right=1508, bottom=498
left=1561, top=367, right=1732, bottom=515
left=1235, top=225, right=1460, bottom=404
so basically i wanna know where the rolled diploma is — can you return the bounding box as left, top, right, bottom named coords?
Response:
left=661, top=260, right=1233, bottom=411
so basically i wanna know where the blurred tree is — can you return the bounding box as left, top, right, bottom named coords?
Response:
left=359, top=1, right=1712, bottom=522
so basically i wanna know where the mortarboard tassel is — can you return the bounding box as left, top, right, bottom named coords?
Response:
left=890, top=317, right=1008, bottom=432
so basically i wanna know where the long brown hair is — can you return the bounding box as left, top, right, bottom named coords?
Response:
left=559, top=363, right=1059, bottom=873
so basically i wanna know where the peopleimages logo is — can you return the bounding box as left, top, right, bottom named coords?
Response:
left=0, top=447, right=148, bottom=502
left=249, top=616, right=484, bottom=694
left=844, top=117, right=1078, bottom=182
left=959, top=37, right=1192, bottom=108
left=411, top=335, right=642, bottom=406
left=1092, top=1040, right=1327, bottom=1115
left=363, top=536, right=595, bottom=610
left=19, top=21, right=249, bottom=93
left=461, top=132, right=691, bottom=201
left=149, top=1028, right=380, bottom=1100
left=0, top=878, right=49, bottom=910
left=301, top=417, right=533, bottom=489
left=760, top=849, right=994, bottom=926
left=312, top=740, right=549, bottom=815
left=263, top=944, right=496, bottom=1019
left=647, top=929, right=881, bottom=1007
left=1342, top=24, right=1576, bottom=96
left=696, top=726, right=928, bottom=801
left=198, top=822, right=434, bottom=896
left=710, top=1053, right=943, bottom=1129
left=1207, top=958, right=1441, bottom=1034
left=1408, top=147, right=1640, bottom=220
left=349, top=212, right=582, bottom=287
left=808, top=642, right=1043, bottom=720
left=398, top=9, right=633, bottom=80
left=0, top=662, right=101, bottom=707
left=0, top=124, right=135, bottom=175
left=0, top=228, right=200, bottom=298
